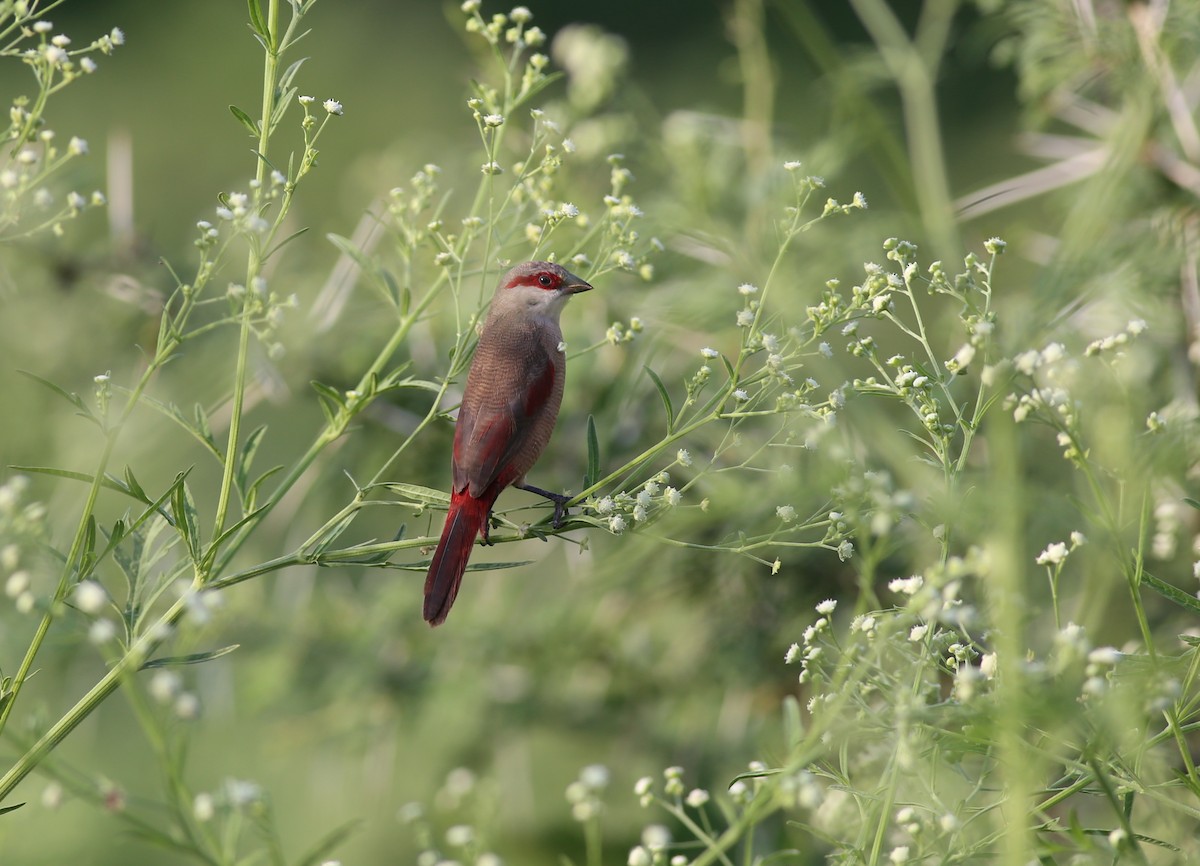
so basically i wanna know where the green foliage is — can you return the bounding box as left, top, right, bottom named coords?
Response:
left=1, top=0, right=1200, bottom=865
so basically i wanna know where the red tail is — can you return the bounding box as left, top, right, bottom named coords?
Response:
left=423, top=491, right=490, bottom=626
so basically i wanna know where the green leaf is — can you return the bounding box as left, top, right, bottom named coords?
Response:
left=236, top=424, right=268, bottom=492
left=512, top=70, right=565, bottom=109
left=278, top=56, right=308, bottom=92
left=643, top=366, right=675, bottom=431
left=0, top=802, right=25, bottom=816
left=10, top=465, right=150, bottom=506
left=123, top=466, right=148, bottom=503
left=585, top=414, right=600, bottom=489
left=140, top=644, right=240, bottom=670
left=1184, top=497, right=1200, bottom=511
left=203, top=504, right=270, bottom=570
left=246, top=465, right=285, bottom=511
left=326, top=233, right=395, bottom=307
left=247, top=0, right=269, bottom=37
left=1141, top=571, right=1200, bottom=614
left=263, top=226, right=310, bottom=261
left=229, top=104, right=259, bottom=136
left=171, top=479, right=201, bottom=563
left=80, top=514, right=97, bottom=574
left=368, top=482, right=450, bottom=507
left=295, top=818, right=362, bottom=866
left=18, top=370, right=91, bottom=415
left=193, top=403, right=215, bottom=449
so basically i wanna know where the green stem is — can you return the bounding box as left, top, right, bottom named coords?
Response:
left=0, top=593, right=190, bottom=802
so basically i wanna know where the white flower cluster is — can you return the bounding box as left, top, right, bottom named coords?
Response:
left=591, top=473, right=680, bottom=534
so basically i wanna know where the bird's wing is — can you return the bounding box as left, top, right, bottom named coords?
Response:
left=452, top=339, right=557, bottom=498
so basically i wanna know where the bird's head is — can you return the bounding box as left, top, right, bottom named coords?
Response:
left=495, top=260, right=593, bottom=320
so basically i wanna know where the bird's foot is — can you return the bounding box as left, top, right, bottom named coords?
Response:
left=515, top=482, right=572, bottom=529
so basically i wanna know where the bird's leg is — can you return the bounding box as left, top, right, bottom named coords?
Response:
left=515, top=482, right=572, bottom=528
left=481, top=509, right=497, bottom=545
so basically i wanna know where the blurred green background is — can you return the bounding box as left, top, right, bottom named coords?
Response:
left=1, top=0, right=1194, bottom=863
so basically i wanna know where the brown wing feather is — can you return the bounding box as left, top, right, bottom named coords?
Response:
left=452, top=335, right=558, bottom=498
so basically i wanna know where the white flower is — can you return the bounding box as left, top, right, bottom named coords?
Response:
left=41, top=781, right=64, bottom=810
left=73, top=580, right=107, bottom=615
left=1088, top=646, right=1122, bottom=665
left=110, top=27, right=125, bottom=45
left=628, top=846, right=651, bottom=866
left=5, top=570, right=29, bottom=598
left=298, top=95, right=315, bottom=105
left=776, top=505, right=796, bottom=522
left=677, top=449, right=692, bottom=467
left=483, top=113, right=505, bottom=127
left=736, top=309, right=754, bottom=327
left=193, top=793, right=215, bottom=822
left=785, top=643, right=801, bottom=664
left=322, top=99, right=344, bottom=116
left=149, top=670, right=182, bottom=703
left=1127, top=318, right=1147, bottom=336
left=1070, top=531, right=1087, bottom=547
left=1036, top=542, right=1068, bottom=565
left=664, top=487, right=681, bottom=506
left=174, top=692, right=201, bottom=719
left=596, top=496, right=615, bottom=515
left=732, top=389, right=749, bottom=402
left=815, top=599, right=837, bottom=615
left=980, top=652, right=998, bottom=679
left=80, top=56, right=97, bottom=73
left=510, top=5, right=533, bottom=23
left=888, top=575, right=923, bottom=595
left=580, top=764, right=609, bottom=789
left=784, top=160, right=802, bottom=171
left=889, top=845, right=910, bottom=864
left=818, top=342, right=832, bottom=358
left=685, top=788, right=710, bottom=808
left=701, top=347, right=719, bottom=359
left=609, top=514, right=626, bottom=533
left=67, top=136, right=88, bottom=156
left=88, top=618, right=116, bottom=644
left=737, top=283, right=759, bottom=296
left=33, top=20, right=53, bottom=33
left=634, top=776, right=654, bottom=796
left=909, top=624, right=929, bottom=641
left=446, top=825, right=474, bottom=847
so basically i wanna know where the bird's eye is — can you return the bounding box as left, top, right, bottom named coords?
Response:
left=538, top=274, right=553, bottom=287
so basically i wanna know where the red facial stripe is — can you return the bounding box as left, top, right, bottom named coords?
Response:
left=505, top=271, right=561, bottom=291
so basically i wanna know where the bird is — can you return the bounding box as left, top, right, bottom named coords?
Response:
left=423, top=260, right=594, bottom=626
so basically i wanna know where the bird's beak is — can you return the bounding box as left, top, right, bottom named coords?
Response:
left=562, top=271, right=593, bottom=294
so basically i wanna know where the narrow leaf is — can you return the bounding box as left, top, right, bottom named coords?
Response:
left=246, top=0, right=269, bottom=36
left=229, top=104, right=259, bottom=136
left=140, top=644, right=240, bottom=670
left=296, top=819, right=362, bottom=866
left=1142, top=571, right=1200, bottom=614
left=17, top=370, right=89, bottom=413
left=0, top=802, right=25, bottom=816
left=10, top=465, right=148, bottom=504
left=246, top=465, right=285, bottom=510
left=643, top=366, right=675, bottom=430
left=171, top=480, right=201, bottom=563
left=236, top=424, right=269, bottom=490
left=123, top=466, right=148, bottom=503
left=585, top=414, right=600, bottom=488
left=368, top=482, right=450, bottom=506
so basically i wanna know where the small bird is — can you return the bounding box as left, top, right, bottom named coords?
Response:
left=423, top=261, right=594, bottom=626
